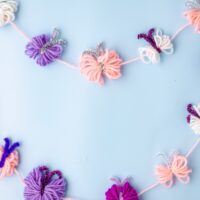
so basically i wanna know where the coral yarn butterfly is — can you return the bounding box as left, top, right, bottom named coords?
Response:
left=155, top=153, right=192, bottom=188
left=80, top=43, right=122, bottom=85
left=184, top=0, right=200, bottom=33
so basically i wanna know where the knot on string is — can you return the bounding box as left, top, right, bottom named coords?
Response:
left=25, top=28, right=66, bottom=66
left=0, top=138, right=20, bottom=177
left=155, top=153, right=192, bottom=188
left=24, top=166, right=66, bottom=200
left=80, top=43, right=122, bottom=85
left=105, top=177, right=139, bottom=200
left=138, top=28, right=161, bottom=53
left=0, top=0, right=18, bottom=27
left=137, top=29, right=173, bottom=64
left=184, top=0, right=200, bottom=33
left=186, top=103, right=200, bottom=134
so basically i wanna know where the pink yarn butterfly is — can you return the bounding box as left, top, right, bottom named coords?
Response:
left=155, top=153, right=192, bottom=188
left=184, top=0, right=200, bottom=33
left=105, top=177, right=139, bottom=200
left=80, top=43, right=122, bottom=85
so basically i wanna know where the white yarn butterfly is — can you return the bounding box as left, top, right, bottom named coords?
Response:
left=0, top=0, right=18, bottom=27
left=138, top=29, right=174, bottom=64
left=185, top=0, right=200, bottom=9
left=187, top=103, right=200, bottom=135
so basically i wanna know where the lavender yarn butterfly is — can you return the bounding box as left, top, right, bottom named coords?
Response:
left=24, top=166, right=66, bottom=200
left=25, top=28, right=66, bottom=66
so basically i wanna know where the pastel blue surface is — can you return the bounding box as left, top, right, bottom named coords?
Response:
left=0, top=0, right=200, bottom=199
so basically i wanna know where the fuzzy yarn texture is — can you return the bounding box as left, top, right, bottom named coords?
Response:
left=25, top=29, right=65, bottom=66
left=187, top=103, right=200, bottom=134
left=138, top=29, right=173, bottom=64
left=0, top=0, right=17, bottom=27
left=0, top=138, right=20, bottom=178
left=24, top=166, right=66, bottom=200
left=105, top=179, right=139, bottom=200
left=80, top=43, right=122, bottom=85
left=155, top=154, right=192, bottom=188
left=184, top=0, right=200, bottom=33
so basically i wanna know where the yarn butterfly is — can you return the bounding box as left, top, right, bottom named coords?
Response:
left=0, top=0, right=18, bottom=27
left=0, top=138, right=20, bottom=178
left=187, top=103, right=200, bottom=134
left=137, top=28, right=174, bottom=64
left=155, top=153, right=192, bottom=188
left=24, top=166, right=66, bottom=200
left=184, top=0, right=200, bottom=33
left=25, top=28, right=66, bottom=66
left=80, top=42, right=122, bottom=85
left=105, top=177, right=139, bottom=200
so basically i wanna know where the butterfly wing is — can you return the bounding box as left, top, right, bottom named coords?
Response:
left=122, top=182, right=139, bottom=200
left=171, top=155, right=192, bottom=184
left=154, top=29, right=174, bottom=55
left=98, top=50, right=122, bottom=80
left=155, top=165, right=173, bottom=187
left=139, top=46, right=160, bottom=64
left=80, top=54, right=104, bottom=85
left=105, top=184, right=121, bottom=200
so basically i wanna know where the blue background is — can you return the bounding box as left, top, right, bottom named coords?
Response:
left=0, top=0, right=200, bottom=199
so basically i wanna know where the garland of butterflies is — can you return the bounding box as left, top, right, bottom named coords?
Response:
left=1, top=0, right=200, bottom=199
left=1, top=0, right=200, bottom=85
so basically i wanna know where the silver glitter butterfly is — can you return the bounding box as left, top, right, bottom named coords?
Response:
left=82, top=42, right=105, bottom=58
left=41, top=28, right=66, bottom=53
left=185, top=0, right=200, bottom=9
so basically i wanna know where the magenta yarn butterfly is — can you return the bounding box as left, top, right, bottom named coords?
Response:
left=105, top=178, right=139, bottom=200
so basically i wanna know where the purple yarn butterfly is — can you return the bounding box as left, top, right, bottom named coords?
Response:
left=187, top=104, right=200, bottom=123
left=24, top=166, right=66, bottom=200
left=25, top=28, right=66, bottom=66
left=105, top=178, right=139, bottom=200
left=138, top=28, right=161, bottom=53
